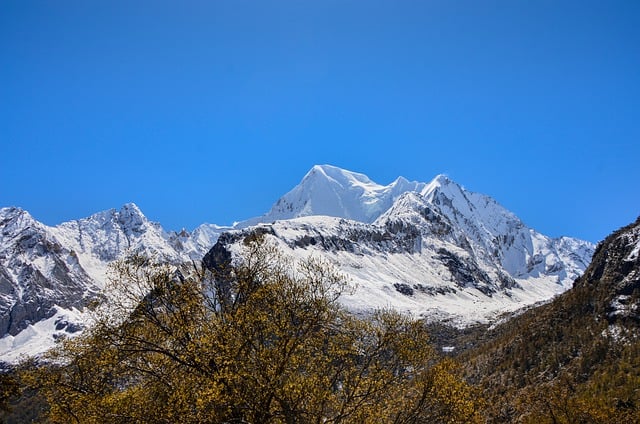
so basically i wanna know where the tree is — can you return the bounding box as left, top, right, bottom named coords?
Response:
left=30, top=235, right=482, bottom=423
left=0, top=371, right=19, bottom=413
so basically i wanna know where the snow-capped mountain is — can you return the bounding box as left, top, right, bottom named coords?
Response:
left=0, top=204, right=225, bottom=362
left=207, top=165, right=594, bottom=324
left=240, top=164, right=428, bottom=226
left=1, top=165, right=595, bottom=362
left=0, top=207, right=99, bottom=339
left=414, top=174, right=592, bottom=281
left=49, top=203, right=184, bottom=282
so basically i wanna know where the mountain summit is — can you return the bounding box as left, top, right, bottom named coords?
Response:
left=240, top=165, right=592, bottom=291
left=241, top=164, right=428, bottom=226
left=210, top=165, right=595, bottom=324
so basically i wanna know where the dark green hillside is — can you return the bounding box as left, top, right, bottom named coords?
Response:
left=463, top=217, right=640, bottom=423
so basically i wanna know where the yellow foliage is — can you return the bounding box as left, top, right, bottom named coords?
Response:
left=29, top=236, right=482, bottom=423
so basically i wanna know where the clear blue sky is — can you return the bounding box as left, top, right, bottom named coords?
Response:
left=1, top=1, right=638, bottom=243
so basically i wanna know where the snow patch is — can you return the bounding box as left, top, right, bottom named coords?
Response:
left=0, top=306, right=86, bottom=363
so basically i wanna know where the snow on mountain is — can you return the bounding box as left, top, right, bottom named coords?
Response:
left=0, top=207, right=98, bottom=337
left=210, top=213, right=591, bottom=326
left=0, top=306, right=85, bottom=364
left=168, top=223, right=231, bottom=262
left=1, top=165, right=596, bottom=362
left=239, top=164, right=427, bottom=227
left=415, top=174, right=592, bottom=285
left=578, top=216, right=640, bottom=324
left=207, top=166, right=595, bottom=325
left=49, top=203, right=182, bottom=284
left=0, top=204, right=220, bottom=363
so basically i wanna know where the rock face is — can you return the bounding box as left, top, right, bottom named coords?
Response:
left=0, top=208, right=98, bottom=337
left=576, top=216, right=640, bottom=325
left=457, top=216, right=640, bottom=422
left=0, top=204, right=225, bottom=362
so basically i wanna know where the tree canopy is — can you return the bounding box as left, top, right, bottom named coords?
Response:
left=28, top=236, right=482, bottom=423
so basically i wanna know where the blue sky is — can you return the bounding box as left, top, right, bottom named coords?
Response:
left=1, top=1, right=638, bottom=243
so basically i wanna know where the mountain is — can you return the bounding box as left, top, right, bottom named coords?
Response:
left=414, top=174, right=592, bottom=281
left=239, top=164, right=428, bottom=226
left=0, top=204, right=225, bottom=362
left=167, top=223, right=229, bottom=261
left=460, top=216, right=640, bottom=422
left=0, top=165, right=595, bottom=363
left=0, top=207, right=98, bottom=338
left=206, top=166, right=594, bottom=324
left=578, top=216, right=640, bottom=325
left=242, top=164, right=590, bottom=285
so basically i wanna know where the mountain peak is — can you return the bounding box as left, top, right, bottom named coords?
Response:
left=0, top=167, right=599, bottom=363
left=240, top=165, right=427, bottom=226
left=392, top=175, right=410, bottom=185
left=0, top=207, right=39, bottom=236
left=0, top=206, right=30, bottom=221
left=305, top=164, right=375, bottom=186
left=117, top=203, right=148, bottom=233
left=432, top=173, right=452, bottom=185
left=65, top=203, right=150, bottom=234
left=119, top=202, right=143, bottom=214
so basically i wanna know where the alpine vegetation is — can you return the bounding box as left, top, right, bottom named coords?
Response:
left=26, top=236, right=482, bottom=423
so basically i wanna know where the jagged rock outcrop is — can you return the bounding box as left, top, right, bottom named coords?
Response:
left=576, top=216, right=640, bottom=325
left=0, top=208, right=97, bottom=336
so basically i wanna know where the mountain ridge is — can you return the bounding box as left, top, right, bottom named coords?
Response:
left=207, top=165, right=594, bottom=323
left=0, top=165, right=595, bottom=362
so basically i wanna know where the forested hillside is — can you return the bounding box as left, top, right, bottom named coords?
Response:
left=462, top=217, right=640, bottom=422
